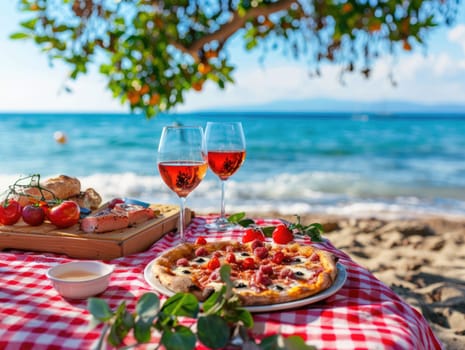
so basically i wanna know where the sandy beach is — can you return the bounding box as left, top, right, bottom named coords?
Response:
left=234, top=211, right=465, bottom=350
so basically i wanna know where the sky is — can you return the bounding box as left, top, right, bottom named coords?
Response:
left=1, top=2, right=465, bottom=114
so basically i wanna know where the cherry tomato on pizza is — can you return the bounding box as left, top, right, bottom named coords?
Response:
left=22, top=204, right=46, bottom=226
left=272, top=224, right=294, bottom=244
left=242, top=228, right=265, bottom=243
left=48, top=200, right=80, bottom=228
left=207, top=255, right=220, bottom=270
left=241, top=257, right=256, bottom=270
left=195, top=236, right=207, bottom=245
left=225, top=252, right=236, bottom=263
left=272, top=251, right=285, bottom=264
left=0, top=199, right=22, bottom=225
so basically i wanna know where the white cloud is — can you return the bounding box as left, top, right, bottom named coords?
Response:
left=179, top=48, right=465, bottom=111
left=448, top=24, right=465, bottom=54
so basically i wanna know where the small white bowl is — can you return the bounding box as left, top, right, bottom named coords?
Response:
left=46, top=261, right=114, bottom=299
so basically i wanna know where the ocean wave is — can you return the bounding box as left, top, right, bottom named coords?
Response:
left=2, top=172, right=465, bottom=219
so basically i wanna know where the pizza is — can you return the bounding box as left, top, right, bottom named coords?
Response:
left=151, top=239, right=338, bottom=306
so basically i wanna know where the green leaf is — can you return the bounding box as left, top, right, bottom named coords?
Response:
left=197, top=315, right=230, bottom=349
left=20, top=18, right=38, bottom=30
left=202, top=288, right=225, bottom=314
left=136, top=292, right=160, bottom=320
left=53, top=25, right=69, bottom=33
left=283, top=335, right=317, bottom=350
left=261, top=226, right=276, bottom=237
left=259, top=335, right=279, bottom=349
left=133, top=292, right=160, bottom=342
left=161, top=325, right=196, bottom=350
left=107, top=306, right=134, bottom=347
left=88, top=298, right=113, bottom=321
left=219, top=264, right=232, bottom=290
left=9, top=32, right=31, bottom=40
left=227, top=212, right=246, bottom=223
left=233, top=308, right=254, bottom=328
left=260, top=334, right=317, bottom=350
left=238, top=218, right=255, bottom=227
left=134, top=317, right=153, bottom=343
left=161, top=293, right=199, bottom=318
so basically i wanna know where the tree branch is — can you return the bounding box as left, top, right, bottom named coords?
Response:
left=172, top=0, right=298, bottom=61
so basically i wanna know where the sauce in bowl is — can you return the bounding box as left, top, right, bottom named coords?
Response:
left=55, top=270, right=102, bottom=281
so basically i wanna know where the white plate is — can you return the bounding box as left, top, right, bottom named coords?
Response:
left=144, top=260, right=347, bottom=313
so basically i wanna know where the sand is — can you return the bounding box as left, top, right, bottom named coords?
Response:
left=240, top=212, right=465, bottom=350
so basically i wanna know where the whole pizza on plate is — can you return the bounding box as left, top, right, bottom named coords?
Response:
left=151, top=239, right=338, bottom=306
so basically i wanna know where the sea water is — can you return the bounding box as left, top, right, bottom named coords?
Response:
left=1, top=112, right=465, bottom=218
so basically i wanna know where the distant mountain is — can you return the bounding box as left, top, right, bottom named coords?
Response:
left=206, top=98, right=465, bottom=114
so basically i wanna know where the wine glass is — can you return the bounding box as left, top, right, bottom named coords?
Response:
left=157, top=126, right=208, bottom=242
left=205, top=122, right=246, bottom=230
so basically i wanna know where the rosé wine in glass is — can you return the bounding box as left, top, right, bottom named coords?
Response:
left=205, top=122, right=246, bottom=231
left=157, top=126, right=207, bottom=241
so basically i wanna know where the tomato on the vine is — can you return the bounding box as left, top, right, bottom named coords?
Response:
left=242, top=228, right=265, bottom=243
left=272, top=224, right=294, bottom=244
left=22, top=204, right=46, bottom=226
left=38, top=201, right=50, bottom=218
left=48, top=200, right=80, bottom=228
left=0, top=199, right=22, bottom=225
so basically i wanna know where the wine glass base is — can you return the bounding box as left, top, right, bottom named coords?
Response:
left=205, top=217, right=234, bottom=232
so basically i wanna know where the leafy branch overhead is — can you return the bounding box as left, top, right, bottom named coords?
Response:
left=11, top=0, right=459, bottom=117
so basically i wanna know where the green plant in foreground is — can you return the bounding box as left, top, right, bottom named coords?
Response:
left=88, top=265, right=316, bottom=350
left=227, top=212, right=324, bottom=243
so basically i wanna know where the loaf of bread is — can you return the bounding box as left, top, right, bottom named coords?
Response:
left=18, top=175, right=81, bottom=202
left=17, top=175, right=102, bottom=210
left=42, top=175, right=81, bottom=199
left=68, top=188, right=102, bottom=210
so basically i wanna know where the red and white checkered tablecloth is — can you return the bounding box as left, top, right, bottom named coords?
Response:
left=0, top=216, right=443, bottom=350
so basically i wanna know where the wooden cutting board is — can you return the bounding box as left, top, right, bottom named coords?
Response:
left=0, top=204, right=191, bottom=260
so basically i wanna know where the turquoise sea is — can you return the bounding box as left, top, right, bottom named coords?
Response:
left=1, top=112, right=465, bottom=218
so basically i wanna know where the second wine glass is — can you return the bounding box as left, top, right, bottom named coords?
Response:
left=205, top=122, right=246, bottom=231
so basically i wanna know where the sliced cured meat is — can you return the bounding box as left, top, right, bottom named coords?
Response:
left=112, top=203, right=155, bottom=226
left=80, top=209, right=129, bottom=233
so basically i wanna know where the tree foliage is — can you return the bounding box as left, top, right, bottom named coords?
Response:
left=11, top=0, right=460, bottom=118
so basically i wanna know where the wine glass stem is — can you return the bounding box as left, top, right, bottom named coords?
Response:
left=179, top=197, right=187, bottom=242
left=219, top=180, right=226, bottom=221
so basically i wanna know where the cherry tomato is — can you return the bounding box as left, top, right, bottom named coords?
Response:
left=108, top=198, right=125, bottom=209
left=242, top=228, right=265, bottom=243
left=48, top=200, right=80, bottom=228
left=272, top=224, right=294, bottom=244
left=38, top=201, right=50, bottom=218
left=207, top=256, right=220, bottom=270
left=225, top=252, right=236, bottom=264
left=241, top=257, right=256, bottom=270
left=22, top=204, right=46, bottom=226
left=272, top=251, right=285, bottom=264
left=195, top=236, right=207, bottom=245
left=0, top=199, right=23, bottom=225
